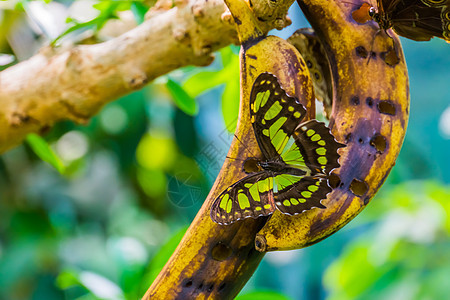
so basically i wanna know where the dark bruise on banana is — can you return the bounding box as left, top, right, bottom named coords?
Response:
left=211, top=73, right=345, bottom=225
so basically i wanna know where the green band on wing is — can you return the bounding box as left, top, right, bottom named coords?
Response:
left=238, top=193, right=250, bottom=209
left=249, top=183, right=261, bottom=202
left=264, top=100, right=283, bottom=120
left=254, top=90, right=271, bottom=113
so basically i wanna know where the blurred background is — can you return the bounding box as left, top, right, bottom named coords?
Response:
left=0, top=1, right=449, bottom=299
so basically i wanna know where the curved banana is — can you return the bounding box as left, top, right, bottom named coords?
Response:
left=144, top=0, right=314, bottom=298
left=255, top=0, right=410, bottom=251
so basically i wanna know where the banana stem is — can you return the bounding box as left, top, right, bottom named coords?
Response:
left=223, top=0, right=264, bottom=43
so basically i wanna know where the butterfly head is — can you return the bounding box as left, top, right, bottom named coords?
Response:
left=352, top=2, right=388, bottom=29
left=242, top=157, right=263, bottom=174
left=368, top=6, right=376, bottom=18
left=366, top=5, right=386, bottom=28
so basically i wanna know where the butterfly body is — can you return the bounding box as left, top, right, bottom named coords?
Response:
left=369, top=6, right=393, bottom=31
left=257, top=160, right=309, bottom=176
left=210, top=73, right=345, bottom=225
left=352, top=0, right=450, bottom=42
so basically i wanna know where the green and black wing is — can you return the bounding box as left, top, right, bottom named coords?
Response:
left=293, top=119, right=345, bottom=175
left=210, top=172, right=276, bottom=225
left=250, top=73, right=307, bottom=160
left=276, top=119, right=344, bottom=175
left=269, top=120, right=345, bottom=214
left=211, top=73, right=345, bottom=224
left=250, top=73, right=344, bottom=174
left=273, top=174, right=329, bottom=215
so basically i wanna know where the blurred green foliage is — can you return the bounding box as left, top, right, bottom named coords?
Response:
left=166, top=78, right=199, bottom=116
left=183, top=46, right=241, bottom=132
left=324, top=182, right=450, bottom=300
left=236, top=290, right=292, bottom=300
left=26, top=134, right=66, bottom=174
left=0, top=1, right=449, bottom=300
left=52, top=0, right=151, bottom=44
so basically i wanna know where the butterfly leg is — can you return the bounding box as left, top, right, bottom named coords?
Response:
left=367, top=28, right=382, bottom=65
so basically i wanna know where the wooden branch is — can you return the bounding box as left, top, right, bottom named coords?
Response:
left=0, top=0, right=292, bottom=154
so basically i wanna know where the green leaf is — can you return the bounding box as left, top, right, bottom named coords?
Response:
left=426, top=181, right=450, bottom=232
left=324, top=242, right=392, bottom=300
left=220, top=46, right=240, bottom=66
left=92, top=1, right=122, bottom=13
left=236, top=290, right=292, bottom=300
left=56, top=270, right=124, bottom=299
left=131, top=1, right=149, bottom=24
left=51, top=2, right=120, bottom=45
left=141, top=227, right=188, bottom=291
left=183, top=46, right=239, bottom=98
left=26, top=133, right=65, bottom=174
left=221, top=73, right=240, bottom=132
left=220, top=46, right=234, bottom=67
left=166, top=78, right=198, bottom=116
left=182, top=70, right=227, bottom=98
left=56, top=270, right=80, bottom=289
left=51, top=20, right=97, bottom=45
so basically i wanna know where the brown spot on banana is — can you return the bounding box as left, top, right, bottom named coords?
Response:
left=255, top=0, right=409, bottom=251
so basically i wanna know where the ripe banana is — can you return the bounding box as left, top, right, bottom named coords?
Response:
left=144, top=0, right=314, bottom=298
left=255, top=0, right=410, bottom=251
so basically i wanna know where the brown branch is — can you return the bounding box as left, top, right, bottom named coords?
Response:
left=0, top=0, right=292, bottom=154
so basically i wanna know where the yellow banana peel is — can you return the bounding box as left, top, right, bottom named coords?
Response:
left=255, top=0, right=409, bottom=251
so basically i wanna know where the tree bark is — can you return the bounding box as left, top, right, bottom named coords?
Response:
left=0, top=0, right=292, bottom=154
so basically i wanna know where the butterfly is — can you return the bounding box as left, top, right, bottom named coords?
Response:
left=288, top=28, right=333, bottom=119
left=210, top=73, right=345, bottom=225
left=352, top=0, right=450, bottom=42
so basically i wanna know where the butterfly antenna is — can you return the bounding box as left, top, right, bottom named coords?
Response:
left=388, top=33, right=398, bottom=59
left=340, top=0, right=376, bottom=8
left=233, top=133, right=256, bottom=157
left=382, top=29, right=400, bottom=63
left=367, top=28, right=381, bottom=65
left=339, top=0, right=359, bottom=6
left=226, top=156, right=246, bottom=162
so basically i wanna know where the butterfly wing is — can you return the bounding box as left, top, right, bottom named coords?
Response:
left=273, top=174, right=329, bottom=215
left=269, top=120, right=344, bottom=214
left=288, top=29, right=333, bottom=119
left=210, top=172, right=276, bottom=225
left=292, top=120, right=345, bottom=175
left=212, top=74, right=344, bottom=224
left=444, top=5, right=450, bottom=40
left=390, top=0, right=450, bottom=41
left=378, top=0, right=403, bottom=14
left=250, top=73, right=307, bottom=161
